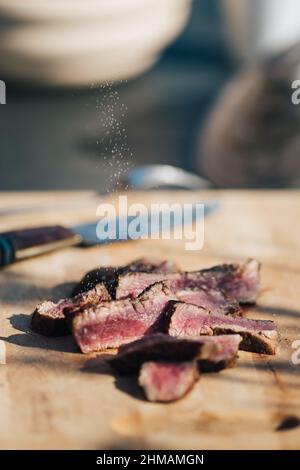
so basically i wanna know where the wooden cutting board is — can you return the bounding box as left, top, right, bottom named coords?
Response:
left=0, top=190, right=299, bottom=450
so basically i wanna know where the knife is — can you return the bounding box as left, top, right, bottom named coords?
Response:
left=0, top=201, right=219, bottom=267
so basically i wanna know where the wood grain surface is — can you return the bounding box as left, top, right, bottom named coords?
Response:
left=0, top=190, right=299, bottom=450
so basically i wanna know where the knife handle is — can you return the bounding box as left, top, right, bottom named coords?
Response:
left=0, top=225, right=82, bottom=267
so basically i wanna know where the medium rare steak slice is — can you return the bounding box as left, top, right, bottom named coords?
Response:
left=115, top=259, right=260, bottom=303
left=116, top=272, right=171, bottom=299
left=198, top=334, right=242, bottom=371
left=62, top=284, right=111, bottom=319
left=168, top=302, right=277, bottom=355
left=139, top=361, right=199, bottom=402
left=31, top=284, right=110, bottom=337
left=109, top=333, right=241, bottom=373
left=175, top=288, right=240, bottom=315
left=72, top=257, right=178, bottom=296
left=68, top=283, right=177, bottom=353
left=201, top=259, right=260, bottom=304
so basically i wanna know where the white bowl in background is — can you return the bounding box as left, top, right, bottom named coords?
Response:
left=0, top=0, right=192, bottom=86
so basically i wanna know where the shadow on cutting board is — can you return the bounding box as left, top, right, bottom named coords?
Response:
left=114, top=376, right=146, bottom=401
left=0, top=280, right=78, bottom=353
left=82, top=356, right=147, bottom=402
left=1, top=331, right=77, bottom=353
left=254, top=305, right=300, bottom=320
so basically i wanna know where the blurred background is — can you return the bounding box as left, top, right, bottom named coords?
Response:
left=0, top=0, right=300, bottom=190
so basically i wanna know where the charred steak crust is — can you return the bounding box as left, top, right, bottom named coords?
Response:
left=31, top=300, right=69, bottom=337
left=72, top=257, right=179, bottom=297
left=31, top=283, right=111, bottom=337
left=138, top=361, right=199, bottom=403
left=72, top=267, right=117, bottom=297
left=109, top=333, right=242, bottom=374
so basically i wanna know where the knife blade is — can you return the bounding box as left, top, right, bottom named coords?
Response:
left=0, top=201, right=219, bottom=266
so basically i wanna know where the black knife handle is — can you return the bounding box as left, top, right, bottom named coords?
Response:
left=0, top=225, right=82, bottom=267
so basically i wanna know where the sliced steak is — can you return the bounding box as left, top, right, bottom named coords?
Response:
left=31, top=300, right=69, bottom=337
left=68, top=280, right=240, bottom=353
left=139, top=361, right=199, bottom=403
left=62, top=284, right=111, bottom=319
left=72, top=267, right=117, bottom=297
left=109, top=333, right=241, bottom=374
left=72, top=257, right=179, bottom=296
left=116, top=272, right=171, bottom=300
left=175, top=288, right=240, bottom=315
left=31, top=284, right=111, bottom=337
left=168, top=302, right=277, bottom=355
left=197, top=334, right=242, bottom=371
left=115, top=259, right=260, bottom=303
left=68, top=283, right=177, bottom=353
left=202, top=259, right=260, bottom=304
